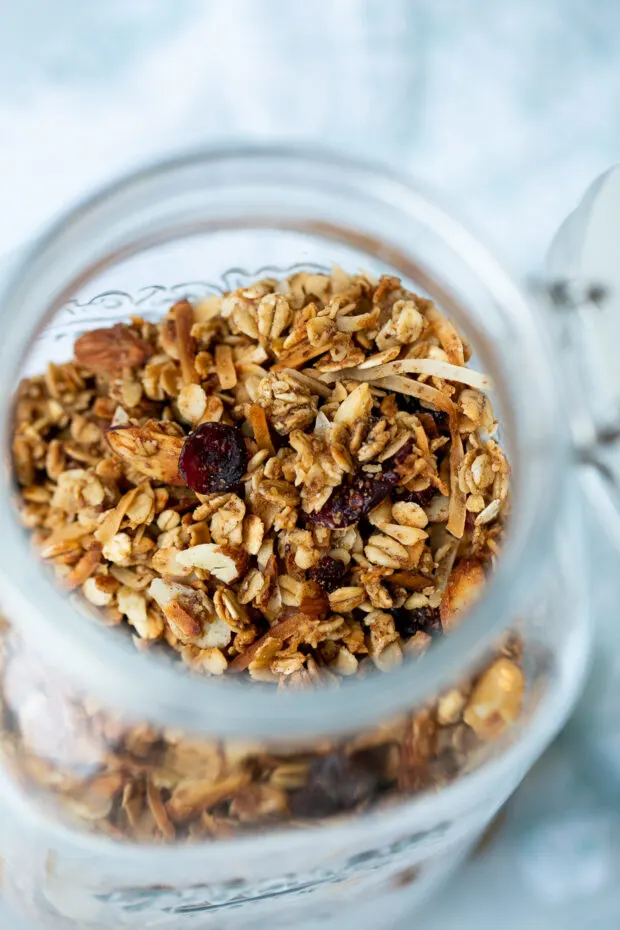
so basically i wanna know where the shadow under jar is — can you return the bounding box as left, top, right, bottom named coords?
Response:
left=0, top=149, right=590, bottom=930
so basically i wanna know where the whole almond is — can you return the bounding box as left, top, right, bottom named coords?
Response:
left=75, top=324, right=152, bottom=375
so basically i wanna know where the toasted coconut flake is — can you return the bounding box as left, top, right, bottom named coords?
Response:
left=374, top=376, right=458, bottom=418
left=173, top=300, right=200, bottom=386
left=357, top=347, right=402, bottom=369
left=66, top=544, right=102, bottom=589
left=424, top=302, right=465, bottom=365
left=320, top=359, right=490, bottom=392
left=335, top=308, right=380, bottom=332
left=273, top=340, right=330, bottom=371
left=228, top=611, right=317, bottom=673
left=214, top=344, right=237, bottom=390
left=285, top=368, right=332, bottom=399
left=248, top=404, right=275, bottom=455
left=440, top=558, right=485, bottom=630
left=447, top=431, right=467, bottom=538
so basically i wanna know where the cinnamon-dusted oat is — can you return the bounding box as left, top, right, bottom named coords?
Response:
left=4, top=267, right=523, bottom=842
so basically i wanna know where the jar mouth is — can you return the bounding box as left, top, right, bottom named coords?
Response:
left=0, top=146, right=569, bottom=739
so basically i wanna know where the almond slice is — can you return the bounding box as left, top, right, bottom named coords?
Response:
left=333, top=382, right=373, bottom=425
left=175, top=544, right=244, bottom=583
left=105, top=421, right=185, bottom=485
left=440, top=559, right=485, bottom=631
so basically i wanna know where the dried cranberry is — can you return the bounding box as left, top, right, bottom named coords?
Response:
left=307, top=470, right=396, bottom=528
left=179, top=422, right=248, bottom=494
left=392, top=485, right=435, bottom=508
left=309, top=440, right=416, bottom=529
left=290, top=749, right=382, bottom=819
left=308, top=556, right=348, bottom=593
left=393, top=606, right=442, bottom=639
left=399, top=394, right=448, bottom=431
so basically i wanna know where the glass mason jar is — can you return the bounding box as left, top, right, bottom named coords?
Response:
left=0, top=149, right=591, bottom=930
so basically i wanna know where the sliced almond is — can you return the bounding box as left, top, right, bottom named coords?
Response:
left=440, top=559, right=485, bottom=631
left=105, top=421, right=185, bottom=485
left=175, top=544, right=244, bottom=583
left=333, top=382, right=373, bottom=425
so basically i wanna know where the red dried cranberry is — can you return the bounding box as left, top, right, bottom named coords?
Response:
left=179, top=422, right=248, bottom=494
left=399, top=394, right=448, bottom=431
left=289, top=749, right=383, bottom=819
left=308, top=556, right=348, bottom=593
left=393, top=606, right=442, bottom=639
left=309, top=440, right=416, bottom=529
left=307, top=471, right=396, bottom=528
left=392, top=485, right=435, bottom=508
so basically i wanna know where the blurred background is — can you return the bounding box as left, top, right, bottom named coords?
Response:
left=2, top=1, right=620, bottom=927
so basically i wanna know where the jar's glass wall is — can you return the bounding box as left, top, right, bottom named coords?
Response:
left=0, top=150, right=589, bottom=929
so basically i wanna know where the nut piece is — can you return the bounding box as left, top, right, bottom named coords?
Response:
left=74, top=324, right=151, bottom=374
left=105, top=421, right=185, bottom=485
left=176, top=544, right=244, bottom=583
left=333, top=383, right=373, bottom=426
left=439, top=559, right=485, bottom=631
left=463, top=658, right=525, bottom=740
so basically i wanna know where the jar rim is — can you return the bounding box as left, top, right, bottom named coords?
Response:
left=0, top=145, right=570, bottom=738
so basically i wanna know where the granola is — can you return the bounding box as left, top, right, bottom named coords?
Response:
left=3, top=268, right=523, bottom=841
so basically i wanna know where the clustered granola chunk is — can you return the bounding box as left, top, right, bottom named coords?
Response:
left=3, top=268, right=525, bottom=841
left=12, top=269, right=509, bottom=683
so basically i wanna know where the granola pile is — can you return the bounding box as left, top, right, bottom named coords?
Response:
left=2, top=268, right=524, bottom=840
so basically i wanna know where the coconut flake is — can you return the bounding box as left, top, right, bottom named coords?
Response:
left=373, top=375, right=458, bottom=418
left=447, top=432, right=467, bottom=539
left=285, top=368, right=332, bottom=398
left=319, top=358, right=491, bottom=391
left=424, top=303, right=465, bottom=366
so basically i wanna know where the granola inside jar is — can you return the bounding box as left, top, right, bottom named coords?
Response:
left=0, top=150, right=589, bottom=930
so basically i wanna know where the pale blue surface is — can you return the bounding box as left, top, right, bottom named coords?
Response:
left=1, top=2, right=619, bottom=926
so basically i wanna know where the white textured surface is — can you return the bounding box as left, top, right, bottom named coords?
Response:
left=1, top=2, right=620, bottom=927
